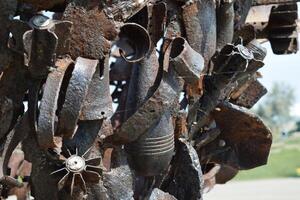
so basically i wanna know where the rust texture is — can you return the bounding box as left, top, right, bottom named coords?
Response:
left=0, top=0, right=297, bottom=199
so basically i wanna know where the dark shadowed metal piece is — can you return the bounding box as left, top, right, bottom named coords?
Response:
left=161, top=138, right=203, bottom=200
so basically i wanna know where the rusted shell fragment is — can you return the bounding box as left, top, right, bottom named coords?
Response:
left=80, top=57, right=113, bottom=120
left=201, top=102, right=272, bottom=170
left=63, top=2, right=117, bottom=59
left=109, top=69, right=180, bottom=144
left=37, top=57, right=73, bottom=149
left=161, top=138, right=203, bottom=200
left=188, top=43, right=260, bottom=137
left=117, top=23, right=151, bottom=63
left=57, top=57, right=97, bottom=138
left=230, top=79, right=267, bottom=109
left=168, top=37, right=204, bottom=84
left=149, top=188, right=176, bottom=200
left=125, top=113, right=175, bottom=176
left=124, top=48, right=160, bottom=119
left=182, top=0, right=216, bottom=66
left=216, top=1, right=234, bottom=50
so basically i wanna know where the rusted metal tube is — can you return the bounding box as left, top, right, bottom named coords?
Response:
left=169, top=37, right=204, bottom=85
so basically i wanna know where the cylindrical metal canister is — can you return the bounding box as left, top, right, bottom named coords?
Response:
left=125, top=113, right=174, bottom=176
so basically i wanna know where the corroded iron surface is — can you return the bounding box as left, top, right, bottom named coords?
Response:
left=1, top=0, right=297, bottom=199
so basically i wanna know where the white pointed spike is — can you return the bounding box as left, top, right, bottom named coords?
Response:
left=82, top=147, right=92, bottom=158
left=70, top=173, right=76, bottom=196
left=76, top=148, right=78, bottom=156
left=58, top=171, right=70, bottom=191
left=51, top=167, right=67, bottom=175
left=66, top=148, right=72, bottom=157
left=79, top=173, right=87, bottom=194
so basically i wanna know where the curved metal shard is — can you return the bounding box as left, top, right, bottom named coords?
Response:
left=80, top=57, right=113, bottom=120
left=37, top=57, right=73, bottom=149
left=57, top=57, right=97, bottom=138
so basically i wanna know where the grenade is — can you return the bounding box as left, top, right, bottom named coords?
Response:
left=125, top=113, right=174, bottom=176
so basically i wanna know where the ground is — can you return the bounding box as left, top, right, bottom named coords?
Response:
left=205, top=178, right=300, bottom=200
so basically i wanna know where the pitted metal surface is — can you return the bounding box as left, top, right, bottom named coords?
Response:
left=57, top=57, right=98, bottom=138
left=1, top=0, right=295, bottom=199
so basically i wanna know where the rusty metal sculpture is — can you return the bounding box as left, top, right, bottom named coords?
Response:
left=0, top=0, right=298, bottom=199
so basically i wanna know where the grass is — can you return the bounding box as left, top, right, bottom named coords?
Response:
left=234, top=135, right=300, bottom=181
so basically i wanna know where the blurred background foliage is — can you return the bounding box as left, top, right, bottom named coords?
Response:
left=234, top=82, right=300, bottom=180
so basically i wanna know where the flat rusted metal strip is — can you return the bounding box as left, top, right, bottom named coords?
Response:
left=37, top=57, right=73, bottom=149
left=57, top=57, right=97, bottom=139
left=230, top=79, right=267, bottom=108
left=80, top=57, right=113, bottom=120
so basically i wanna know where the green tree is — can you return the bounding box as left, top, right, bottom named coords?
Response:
left=255, top=82, right=295, bottom=137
